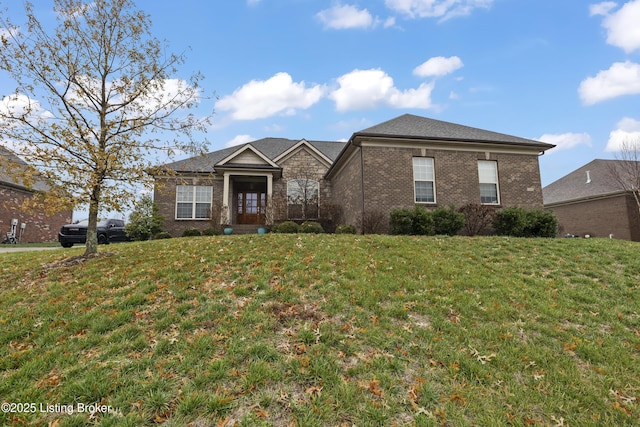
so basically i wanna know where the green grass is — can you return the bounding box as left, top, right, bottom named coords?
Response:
left=1, top=234, right=639, bottom=426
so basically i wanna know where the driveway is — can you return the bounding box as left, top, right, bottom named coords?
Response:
left=0, top=246, right=64, bottom=254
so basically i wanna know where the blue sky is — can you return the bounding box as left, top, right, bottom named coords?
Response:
left=4, top=0, right=640, bottom=191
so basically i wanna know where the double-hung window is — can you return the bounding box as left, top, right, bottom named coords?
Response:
left=413, top=158, right=435, bottom=203
left=176, top=185, right=212, bottom=219
left=478, top=161, right=500, bottom=204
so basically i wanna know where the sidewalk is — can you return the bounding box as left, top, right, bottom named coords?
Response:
left=0, top=246, right=64, bottom=254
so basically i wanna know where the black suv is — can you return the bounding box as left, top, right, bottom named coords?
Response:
left=58, top=219, right=128, bottom=248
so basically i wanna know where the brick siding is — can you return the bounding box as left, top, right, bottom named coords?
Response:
left=548, top=193, right=640, bottom=241
left=0, top=186, right=72, bottom=243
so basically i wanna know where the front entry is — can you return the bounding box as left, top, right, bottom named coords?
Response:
left=236, top=191, right=266, bottom=224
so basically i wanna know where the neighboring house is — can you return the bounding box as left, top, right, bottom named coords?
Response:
left=0, top=146, right=72, bottom=243
left=543, top=159, right=640, bottom=241
left=154, top=114, right=554, bottom=235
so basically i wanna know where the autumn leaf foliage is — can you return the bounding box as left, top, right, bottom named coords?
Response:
left=0, top=0, right=210, bottom=254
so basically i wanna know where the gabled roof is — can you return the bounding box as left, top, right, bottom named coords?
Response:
left=355, top=114, right=554, bottom=149
left=217, top=144, right=280, bottom=168
left=543, top=159, right=630, bottom=205
left=161, top=138, right=346, bottom=173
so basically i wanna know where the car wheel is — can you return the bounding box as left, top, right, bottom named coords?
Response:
left=61, top=242, right=73, bottom=248
left=98, top=234, right=108, bottom=244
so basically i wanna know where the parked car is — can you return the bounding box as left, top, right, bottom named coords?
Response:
left=58, top=219, right=128, bottom=248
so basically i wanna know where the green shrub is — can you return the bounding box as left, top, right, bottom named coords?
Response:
left=202, top=227, right=220, bottom=236
left=523, top=209, right=558, bottom=238
left=494, top=207, right=558, bottom=237
left=125, top=195, right=164, bottom=241
left=299, top=221, right=324, bottom=233
left=182, top=227, right=202, bottom=237
left=273, top=221, right=299, bottom=233
left=390, top=208, right=414, bottom=235
left=412, top=206, right=435, bottom=236
left=390, top=206, right=434, bottom=235
left=432, top=205, right=464, bottom=236
left=154, top=231, right=172, bottom=240
left=335, top=224, right=357, bottom=234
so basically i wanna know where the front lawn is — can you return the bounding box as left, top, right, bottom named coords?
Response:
left=1, top=235, right=639, bottom=426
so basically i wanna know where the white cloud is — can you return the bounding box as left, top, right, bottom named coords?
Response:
left=385, top=0, right=494, bottom=21
left=216, top=72, right=326, bottom=120
left=316, top=5, right=375, bottom=29
left=600, top=0, right=640, bottom=52
left=589, top=1, right=617, bottom=16
left=329, top=69, right=434, bottom=111
left=225, top=134, right=254, bottom=148
left=606, top=117, right=640, bottom=151
left=413, top=56, right=463, bottom=77
left=578, top=61, right=640, bottom=105
left=538, top=132, right=592, bottom=152
left=0, top=94, right=53, bottom=126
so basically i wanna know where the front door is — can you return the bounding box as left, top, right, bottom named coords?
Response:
left=237, top=192, right=266, bottom=224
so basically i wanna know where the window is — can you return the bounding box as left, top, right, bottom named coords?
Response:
left=176, top=185, right=212, bottom=219
left=413, top=157, right=435, bottom=203
left=287, top=179, right=319, bottom=219
left=478, top=161, right=500, bottom=204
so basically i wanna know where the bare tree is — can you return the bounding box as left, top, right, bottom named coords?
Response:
left=606, top=139, right=640, bottom=221
left=0, top=0, right=210, bottom=255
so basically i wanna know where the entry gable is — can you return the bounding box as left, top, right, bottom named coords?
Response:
left=216, top=144, right=279, bottom=168
left=273, top=139, right=333, bottom=168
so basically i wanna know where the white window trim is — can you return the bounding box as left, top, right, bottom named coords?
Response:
left=175, top=185, right=213, bottom=220
left=413, top=157, right=436, bottom=204
left=478, top=160, right=500, bottom=205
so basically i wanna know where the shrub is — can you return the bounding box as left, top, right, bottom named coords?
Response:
left=359, top=210, right=387, bottom=234
left=458, top=203, right=496, bottom=236
left=182, top=227, right=202, bottom=237
left=390, top=208, right=414, bottom=235
left=390, top=206, right=434, bottom=235
left=412, top=206, right=435, bottom=235
left=494, top=207, right=558, bottom=237
left=273, top=221, right=299, bottom=233
left=494, top=207, right=527, bottom=237
left=299, top=221, right=324, bottom=233
left=335, top=224, right=357, bottom=234
left=523, top=209, right=558, bottom=238
left=432, top=205, right=464, bottom=236
left=202, top=227, right=220, bottom=236
left=154, top=231, right=172, bottom=240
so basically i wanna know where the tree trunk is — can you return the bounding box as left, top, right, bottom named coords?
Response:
left=84, top=188, right=100, bottom=256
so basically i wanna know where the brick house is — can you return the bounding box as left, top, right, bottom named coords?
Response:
left=543, top=159, right=640, bottom=241
left=154, top=114, right=554, bottom=235
left=0, top=146, right=72, bottom=243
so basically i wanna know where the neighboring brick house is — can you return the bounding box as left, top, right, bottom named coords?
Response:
left=154, top=114, right=554, bottom=235
left=543, top=159, right=640, bottom=241
left=0, top=146, right=72, bottom=243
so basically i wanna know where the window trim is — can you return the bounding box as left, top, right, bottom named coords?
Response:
left=478, top=160, right=500, bottom=205
left=175, top=185, right=213, bottom=220
left=413, top=157, right=436, bottom=204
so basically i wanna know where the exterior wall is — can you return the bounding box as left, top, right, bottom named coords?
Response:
left=276, top=148, right=333, bottom=224
left=548, top=194, right=640, bottom=241
left=359, top=146, right=545, bottom=233
left=329, top=148, right=363, bottom=231
left=0, top=185, right=72, bottom=243
left=154, top=175, right=218, bottom=237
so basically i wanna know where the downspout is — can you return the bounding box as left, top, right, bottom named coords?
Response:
left=360, top=144, right=366, bottom=235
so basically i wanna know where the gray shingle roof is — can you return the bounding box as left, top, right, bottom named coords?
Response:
left=163, top=138, right=346, bottom=172
left=356, top=114, right=554, bottom=149
left=542, top=159, right=629, bottom=205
